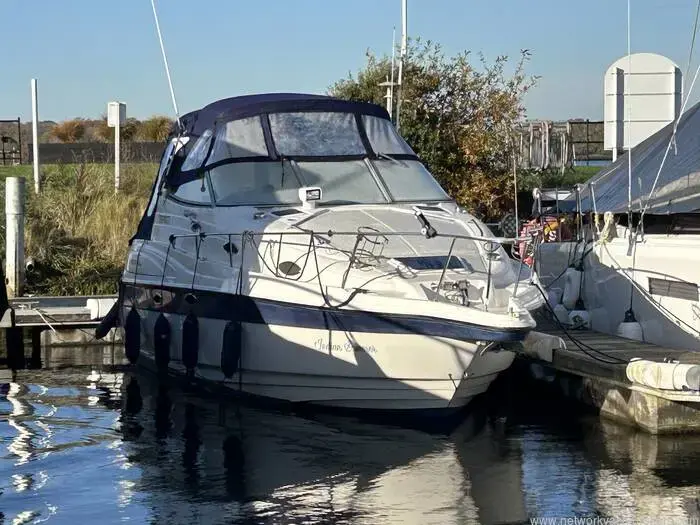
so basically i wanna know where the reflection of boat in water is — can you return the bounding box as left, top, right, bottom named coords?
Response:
left=110, top=92, right=544, bottom=417
left=118, top=370, right=528, bottom=525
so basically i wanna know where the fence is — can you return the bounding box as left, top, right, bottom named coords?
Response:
left=0, top=118, right=22, bottom=166
left=515, top=120, right=610, bottom=171
left=26, top=142, right=166, bottom=164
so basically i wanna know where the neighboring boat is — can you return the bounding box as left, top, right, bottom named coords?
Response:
left=114, top=93, right=544, bottom=417
left=534, top=101, right=700, bottom=351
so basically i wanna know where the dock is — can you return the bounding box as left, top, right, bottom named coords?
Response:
left=520, top=318, right=700, bottom=434
left=0, top=293, right=119, bottom=370
left=4, top=295, right=117, bottom=329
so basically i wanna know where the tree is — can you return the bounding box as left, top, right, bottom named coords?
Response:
left=329, top=39, right=539, bottom=219
left=50, top=119, right=87, bottom=143
left=139, top=116, right=174, bottom=142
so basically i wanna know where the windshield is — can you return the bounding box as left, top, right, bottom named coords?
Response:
left=170, top=110, right=451, bottom=206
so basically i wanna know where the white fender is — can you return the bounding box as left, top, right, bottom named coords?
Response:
left=626, top=359, right=700, bottom=391
left=562, top=268, right=582, bottom=310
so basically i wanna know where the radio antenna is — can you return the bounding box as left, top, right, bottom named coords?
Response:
left=150, top=0, right=182, bottom=131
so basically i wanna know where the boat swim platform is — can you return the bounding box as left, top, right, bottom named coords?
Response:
left=519, top=319, right=700, bottom=435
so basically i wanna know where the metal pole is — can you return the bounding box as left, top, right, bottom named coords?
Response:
left=389, top=26, right=396, bottom=119
left=5, top=177, right=25, bottom=298
left=31, top=79, right=40, bottom=193
left=395, top=0, right=407, bottom=131
left=115, top=118, right=121, bottom=193
left=510, top=134, right=519, bottom=236
left=16, top=118, right=22, bottom=165
left=626, top=0, right=633, bottom=222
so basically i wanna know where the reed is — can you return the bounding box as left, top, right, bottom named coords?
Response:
left=0, top=162, right=155, bottom=295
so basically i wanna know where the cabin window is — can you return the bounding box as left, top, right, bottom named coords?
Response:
left=171, top=176, right=213, bottom=204
left=362, top=115, right=415, bottom=155
left=208, top=160, right=302, bottom=206
left=206, top=116, right=268, bottom=165
left=373, top=160, right=449, bottom=202
left=269, top=112, right=365, bottom=156
left=295, top=161, right=386, bottom=204
left=181, top=129, right=213, bottom=171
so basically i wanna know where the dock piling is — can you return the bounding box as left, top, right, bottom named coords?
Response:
left=5, top=177, right=25, bottom=299
left=30, top=327, right=42, bottom=368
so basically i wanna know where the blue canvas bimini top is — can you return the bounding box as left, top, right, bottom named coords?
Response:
left=170, top=93, right=392, bottom=140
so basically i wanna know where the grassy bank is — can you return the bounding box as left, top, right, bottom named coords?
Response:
left=0, top=163, right=155, bottom=295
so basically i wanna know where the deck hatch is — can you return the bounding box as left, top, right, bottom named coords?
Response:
left=393, top=255, right=471, bottom=271
left=648, top=277, right=699, bottom=301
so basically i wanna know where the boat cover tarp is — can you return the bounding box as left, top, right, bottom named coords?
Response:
left=168, top=93, right=391, bottom=141
left=578, top=101, right=700, bottom=215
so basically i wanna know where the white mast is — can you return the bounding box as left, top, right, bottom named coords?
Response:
left=395, top=0, right=407, bottom=131
left=627, top=0, right=632, bottom=218
left=390, top=26, right=396, bottom=117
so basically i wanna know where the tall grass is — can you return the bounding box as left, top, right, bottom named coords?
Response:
left=0, top=163, right=155, bottom=295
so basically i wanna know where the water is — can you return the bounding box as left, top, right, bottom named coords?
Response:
left=2, top=346, right=700, bottom=525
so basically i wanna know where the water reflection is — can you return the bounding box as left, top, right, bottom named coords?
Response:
left=515, top=399, right=700, bottom=523
left=1, top=347, right=700, bottom=524
left=118, top=369, right=529, bottom=525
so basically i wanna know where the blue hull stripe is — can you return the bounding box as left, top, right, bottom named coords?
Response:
left=120, top=283, right=529, bottom=343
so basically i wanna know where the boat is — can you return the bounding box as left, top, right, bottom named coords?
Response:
left=534, top=102, right=700, bottom=350
left=111, top=92, right=545, bottom=417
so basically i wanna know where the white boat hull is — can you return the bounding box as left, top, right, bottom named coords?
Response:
left=122, top=304, right=516, bottom=414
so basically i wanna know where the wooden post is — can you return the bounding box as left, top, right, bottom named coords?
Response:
left=5, top=177, right=25, bottom=298
left=30, top=327, right=42, bottom=369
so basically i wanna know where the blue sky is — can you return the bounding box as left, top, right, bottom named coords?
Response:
left=2, top=0, right=698, bottom=123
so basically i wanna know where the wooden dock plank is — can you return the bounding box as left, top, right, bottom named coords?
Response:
left=522, top=318, right=700, bottom=433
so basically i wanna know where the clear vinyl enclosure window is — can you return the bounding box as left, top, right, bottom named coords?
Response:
left=168, top=111, right=451, bottom=207
left=269, top=112, right=365, bottom=156
left=362, top=115, right=415, bottom=155
left=172, top=177, right=213, bottom=204
left=295, top=161, right=386, bottom=204
left=181, top=129, right=213, bottom=171
left=206, top=117, right=268, bottom=164
left=373, top=160, right=449, bottom=202
left=209, top=161, right=301, bottom=206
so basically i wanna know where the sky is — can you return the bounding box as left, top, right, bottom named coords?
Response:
left=2, top=0, right=699, bottom=123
